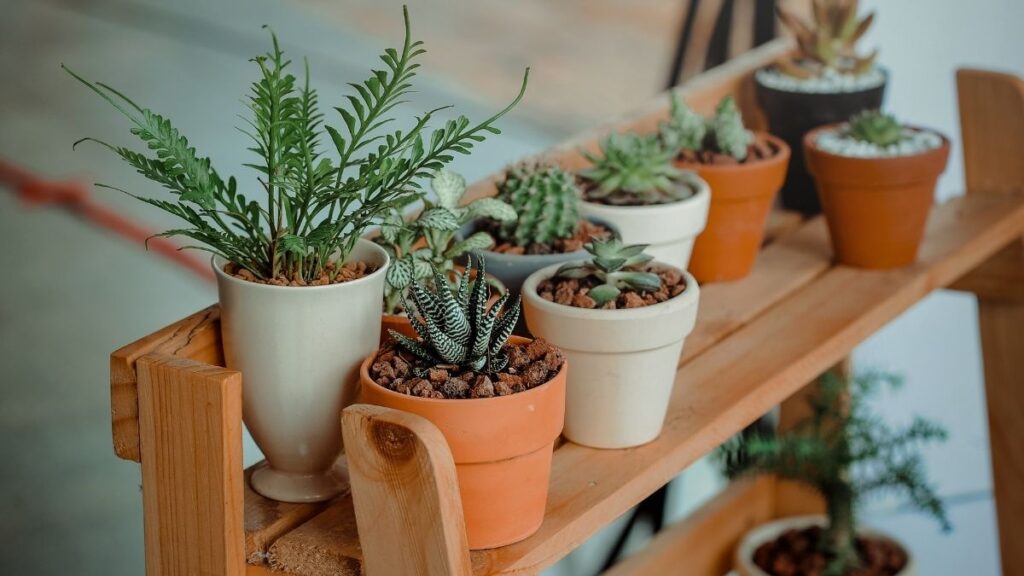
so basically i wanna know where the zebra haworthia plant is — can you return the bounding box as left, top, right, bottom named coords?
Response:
left=378, top=169, right=516, bottom=314
left=553, top=237, right=661, bottom=306
left=64, top=7, right=528, bottom=282
left=391, top=256, right=520, bottom=374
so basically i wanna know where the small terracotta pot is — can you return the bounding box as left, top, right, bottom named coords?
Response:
left=359, top=336, right=567, bottom=549
left=682, top=133, right=790, bottom=283
left=804, top=125, right=950, bottom=269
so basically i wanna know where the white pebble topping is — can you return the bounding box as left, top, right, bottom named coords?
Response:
left=756, top=66, right=886, bottom=94
left=815, top=125, right=943, bottom=158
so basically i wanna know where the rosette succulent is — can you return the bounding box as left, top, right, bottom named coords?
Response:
left=848, top=110, right=904, bottom=147
left=776, top=0, right=878, bottom=79
left=580, top=133, right=700, bottom=206
left=553, top=237, right=661, bottom=306
left=493, top=162, right=581, bottom=248
left=661, top=94, right=753, bottom=161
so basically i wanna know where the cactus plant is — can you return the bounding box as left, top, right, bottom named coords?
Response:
left=378, top=169, right=516, bottom=314
left=391, top=256, right=520, bottom=374
left=708, top=96, right=755, bottom=160
left=580, top=133, right=700, bottom=205
left=847, top=109, right=904, bottom=147
left=553, top=237, right=662, bottom=306
left=494, top=163, right=581, bottom=248
left=660, top=95, right=754, bottom=161
left=776, top=0, right=878, bottom=79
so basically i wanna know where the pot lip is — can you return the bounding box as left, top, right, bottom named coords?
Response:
left=521, top=260, right=699, bottom=320
left=754, top=65, right=890, bottom=95
left=803, top=123, right=951, bottom=163
left=467, top=216, right=616, bottom=263
left=674, top=132, right=791, bottom=175
left=212, top=237, right=390, bottom=292
left=360, top=335, right=567, bottom=407
left=578, top=176, right=711, bottom=214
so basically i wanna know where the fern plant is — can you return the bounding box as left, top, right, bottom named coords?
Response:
left=391, top=256, right=520, bottom=374
left=377, top=169, right=516, bottom=314
left=63, top=7, right=528, bottom=282
left=493, top=162, right=581, bottom=248
left=718, top=370, right=950, bottom=576
left=580, top=133, right=700, bottom=205
left=553, top=237, right=661, bottom=306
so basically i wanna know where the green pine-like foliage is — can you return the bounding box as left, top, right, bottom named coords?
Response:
left=494, top=162, right=581, bottom=248
left=63, top=7, right=528, bottom=282
left=717, top=371, right=950, bottom=576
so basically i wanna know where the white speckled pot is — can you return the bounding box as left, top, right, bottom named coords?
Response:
left=213, top=239, right=389, bottom=503
left=521, top=262, right=699, bottom=449
left=735, top=515, right=916, bottom=576
left=577, top=180, right=710, bottom=272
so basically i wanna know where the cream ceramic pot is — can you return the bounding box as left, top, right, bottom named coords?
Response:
left=521, top=262, right=700, bottom=448
left=735, top=515, right=916, bottom=576
left=578, top=178, right=710, bottom=271
left=214, top=239, right=389, bottom=503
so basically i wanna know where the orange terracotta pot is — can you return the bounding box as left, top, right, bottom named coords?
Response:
left=682, top=133, right=791, bottom=283
left=358, top=336, right=567, bottom=549
left=804, top=125, right=950, bottom=269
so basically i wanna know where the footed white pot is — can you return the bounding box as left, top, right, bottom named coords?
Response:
left=214, top=239, right=389, bottom=503
left=521, top=262, right=700, bottom=448
left=735, top=515, right=916, bottom=576
left=578, top=179, right=709, bottom=271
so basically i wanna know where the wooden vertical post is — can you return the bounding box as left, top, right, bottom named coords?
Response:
left=342, top=404, right=471, bottom=576
left=137, top=354, right=245, bottom=576
left=957, top=68, right=1024, bottom=576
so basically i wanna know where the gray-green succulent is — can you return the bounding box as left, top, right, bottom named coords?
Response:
left=377, top=169, right=516, bottom=314
left=660, top=94, right=753, bottom=161
left=391, top=256, right=520, bottom=374
left=660, top=92, right=707, bottom=152
left=708, top=96, right=754, bottom=160
left=848, top=110, right=905, bottom=147
left=580, top=133, right=700, bottom=206
left=776, top=0, right=878, bottom=79
left=553, top=237, right=661, bottom=306
left=493, top=162, right=581, bottom=248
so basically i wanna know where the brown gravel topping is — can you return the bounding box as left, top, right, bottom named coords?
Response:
left=224, top=261, right=373, bottom=286
left=753, top=526, right=908, bottom=576
left=676, top=133, right=779, bottom=166
left=489, top=220, right=613, bottom=256
left=537, top=264, right=687, bottom=310
left=369, top=339, right=565, bottom=400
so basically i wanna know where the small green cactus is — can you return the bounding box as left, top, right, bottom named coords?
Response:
left=660, top=94, right=753, bottom=161
left=776, top=0, right=878, bottom=79
left=391, top=256, right=520, bottom=374
left=553, top=237, right=661, bottom=306
left=848, top=110, right=904, bottom=147
left=660, top=92, right=707, bottom=152
left=708, top=96, right=754, bottom=160
left=580, top=133, right=700, bottom=205
left=494, top=163, right=580, bottom=248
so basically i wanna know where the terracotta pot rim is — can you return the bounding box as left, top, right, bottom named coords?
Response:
left=578, top=176, right=711, bottom=213
left=212, top=238, right=390, bottom=293
left=754, top=65, right=891, bottom=95
left=804, top=123, right=951, bottom=164
left=360, top=335, right=567, bottom=407
left=674, top=132, right=791, bottom=174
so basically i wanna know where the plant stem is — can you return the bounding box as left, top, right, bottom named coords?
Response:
left=823, top=482, right=859, bottom=575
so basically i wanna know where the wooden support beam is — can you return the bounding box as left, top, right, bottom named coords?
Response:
left=137, top=353, right=244, bottom=576
left=342, top=404, right=472, bottom=576
left=949, top=242, right=1024, bottom=302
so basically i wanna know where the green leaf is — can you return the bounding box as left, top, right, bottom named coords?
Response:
left=444, top=231, right=494, bottom=259
left=465, top=197, right=516, bottom=222
left=386, top=256, right=414, bottom=289
left=588, top=284, right=619, bottom=306
left=416, top=207, right=460, bottom=231
left=431, top=169, right=466, bottom=209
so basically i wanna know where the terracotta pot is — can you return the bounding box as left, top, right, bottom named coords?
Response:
left=804, top=125, right=950, bottom=269
left=682, top=133, right=790, bottom=283
left=214, top=239, right=389, bottom=503
left=735, top=515, right=916, bottom=576
left=756, top=71, right=887, bottom=215
left=578, top=178, right=710, bottom=271
left=359, top=335, right=567, bottom=549
left=521, top=263, right=700, bottom=449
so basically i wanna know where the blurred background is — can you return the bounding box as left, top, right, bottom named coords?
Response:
left=1, top=0, right=1021, bottom=574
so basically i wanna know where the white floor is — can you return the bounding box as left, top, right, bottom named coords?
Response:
left=1, top=0, right=1021, bottom=575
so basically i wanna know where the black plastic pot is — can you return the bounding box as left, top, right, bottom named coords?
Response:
left=755, top=72, right=887, bottom=215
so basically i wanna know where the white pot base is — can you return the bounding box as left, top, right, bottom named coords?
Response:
left=250, top=459, right=348, bottom=504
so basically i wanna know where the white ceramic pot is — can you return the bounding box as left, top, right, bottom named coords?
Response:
left=577, top=179, right=710, bottom=270
left=521, top=263, right=700, bottom=448
left=735, top=515, right=916, bottom=576
left=214, top=239, right=389, bottom=503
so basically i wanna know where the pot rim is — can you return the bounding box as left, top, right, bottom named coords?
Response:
left=803, top=123, right=951, bottom=163
left=521, top=261, right=699, bottom=320
left=578, top=174, right=711, bottom=215
left=754, top=65, right=890, bottom=95
left=674, top=132, right=791, bottom=175
left=360, top=335, right=567, bottom=407
left=212, top=237, right=390, bottom=293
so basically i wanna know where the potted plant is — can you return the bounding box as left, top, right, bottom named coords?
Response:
left=521, top=238, right=699, bottom=448
left=465, top=161, right=615, bottom=300
left=804, top=110, right=950, bottom=269
left=719, top=370, right=950, bottom=576
left=66, top=8, right=528, bottom=503
left=576, top=133, right=710, bottom=270
left=377, top=169, right=515, bottom=340
left=756, top=0, right=886, bottom=215
left=359, top=257, right=567, bottom=549
left=661, top=94, right=790, bottom=283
